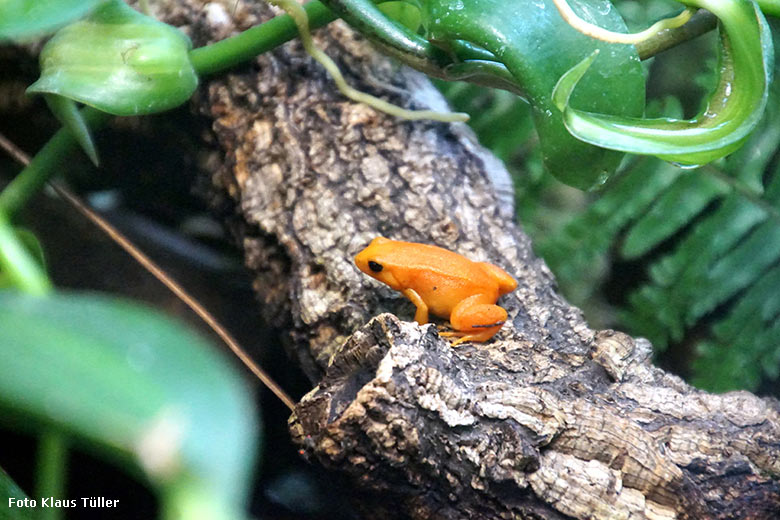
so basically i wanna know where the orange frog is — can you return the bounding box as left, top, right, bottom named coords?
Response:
left=354, top=237, right=517, bottom=345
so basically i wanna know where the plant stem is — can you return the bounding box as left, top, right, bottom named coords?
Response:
left=35, top=431, right=67, bottom=520
left=1, top=3, right=332, bottom=218
left=189, top=1, right=337, bottom=77
left=0, top=107, right=108, bottom=219
left=636, top=10, right=717, bottom=60
left=0, top=212, right=52, bottom=295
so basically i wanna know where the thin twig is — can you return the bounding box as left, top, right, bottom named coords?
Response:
left=0, top=134, right=296, bottom=411
left=552, top=0, right=695, bottom=45
left=548, top=0, right=717, bottom=61
left=269, top=0, right=469, bottom=122
left=635, top=10, right=718, bottom=60
left=0, top=133, right=32, bottom=166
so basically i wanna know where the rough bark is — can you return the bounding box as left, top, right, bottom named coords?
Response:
left=156, top=1, right=780, bottom=518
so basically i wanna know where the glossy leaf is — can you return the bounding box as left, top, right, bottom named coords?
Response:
left=378, top=1, right=422, bottom=32
left=0, top=0, right=104, bottom=42
left=0, top=291, right=259, bottom=519
left=27, top=0, right=198, bottom=116
left=422, top=0, right=645, bottom=189
left=553, top=0, right=773, bottom=166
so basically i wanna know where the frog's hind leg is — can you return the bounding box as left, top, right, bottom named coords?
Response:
left=477, top=262, right=518, bottom=295
left=440, top=294, right=508, bottom=345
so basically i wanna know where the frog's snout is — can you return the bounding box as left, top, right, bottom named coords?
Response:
left=354, top=248, right=371, bottom=275
left=354, top=243, right=401, bottom=290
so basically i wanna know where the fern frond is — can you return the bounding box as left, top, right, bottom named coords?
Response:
left=693, top=263, right=780, bottom=391
left=620, top=172, right=728, bottom=259
left=690, top=213, right=780, bottom=320
left=623, top=194, right=767, bottom=348
left=538, top=158, right=679, bottom=301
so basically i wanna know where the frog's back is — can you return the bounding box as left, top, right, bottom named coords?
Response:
left=384, top=241, right=495, bottom=287
left=393, top=241, right=471, bottom=268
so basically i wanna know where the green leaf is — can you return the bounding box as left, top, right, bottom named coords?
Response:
left=0, top=291, right=259, bottom=519
left=378, top=1, right=422, bottom=32
left=0, top=0, right=105, bottom=42
left=0, top=227, right=46, bottom=291
left=622, top=285, right=677, bottom=350
left=692, top=280, right=780, bottom=390
left=0, top=466, right=34, bottom=519
left=623, top=194, right=768, bottom=347
left=692, top=337, right=762, bottom=392
left=460, top=11, right=780, bottom=392
left=27, top=0, right=198, bottom=116
left=0, top=215, right=51, bottom=295
left=44, top=95, right=99, bottom=166
left=422, top=0, right=645, bottom=190
left=436, top=81, right=537, bottom=164
left=651, top=194, right=766, bottom=289
left=553, top=0, right=773, bottom=166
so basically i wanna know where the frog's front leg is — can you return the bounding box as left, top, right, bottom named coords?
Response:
left=440, top=294, right=508, bottom=345
left=402, top=288, right=429, bottom=324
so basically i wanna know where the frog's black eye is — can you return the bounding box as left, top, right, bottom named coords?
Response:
left=368, top=261, right=383, bottom=273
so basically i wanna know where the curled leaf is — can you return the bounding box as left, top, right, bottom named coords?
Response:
left=27, top=0, right=198, bottom=116
left=422, top=0, right=645, bottom=190
left=553, top=0, right=773, bottom=166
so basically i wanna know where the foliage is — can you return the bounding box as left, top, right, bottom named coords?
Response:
left=0, top=467, right=33, bottom=519
left=421, top=0, right=646, bottom=189
left=1, top=0, right=780, bottom=517
left=4, top=0, right=777, bottom=187
left=0, top=291, right=259, bottom=519
left=27, top=0, right=198, bottom=116
left=333, top=0, right=774, bottom=188
left=553, top=0, right=773, bottom=168
left=441, top=12, right=780, bottom=395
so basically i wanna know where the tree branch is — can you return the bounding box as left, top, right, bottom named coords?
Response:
left=155, top=0, right=780, bottom=517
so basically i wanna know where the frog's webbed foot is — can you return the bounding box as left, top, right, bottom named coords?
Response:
left=438, top=329, right=468, bottom=346
left=439, top=329, right=500, bottom=346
